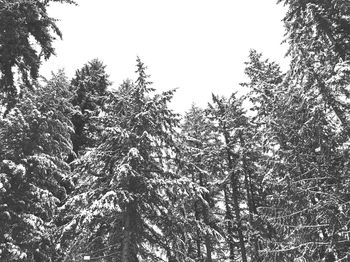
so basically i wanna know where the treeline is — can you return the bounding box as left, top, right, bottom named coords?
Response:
left=1, top=0, right=350, bottom=261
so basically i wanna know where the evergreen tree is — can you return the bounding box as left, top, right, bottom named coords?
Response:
left=279, top=0, right=350, bottom=132
left=69, top=59, right=111, bottom=159
left=206, top=93, right=249, bottom=262
left=181, top=104, right=225, bottom=261
left=241, top=50, right=288, bottom=261
left=257, top=1, right=350, bottom=260
left=0, top=0, right=75, bottom=112
left=0, top=71, right=74, bottom=261
left=59, top=58, right=201, bottom=262
left=244, top=28, right=350, bottom=262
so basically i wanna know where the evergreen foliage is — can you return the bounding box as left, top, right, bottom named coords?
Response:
left=70, top=59, right=111, bottom=158
left=0, top=0, right=75, bottom=111
left=59, top=58, right=203, bottom=262
left=180, top=105, right=224, bottom=261
left=1, top=1, right=350, bottom=261
left=0, top=71, right=74, bottom=261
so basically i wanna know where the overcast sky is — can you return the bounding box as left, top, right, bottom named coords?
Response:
left=42, top=0, right=288, bottom=113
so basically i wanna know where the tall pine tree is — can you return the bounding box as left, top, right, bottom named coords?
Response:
left=59, top=58, right=203, bottom=262
left=0, top=71, right=74, bottom=261
left=0, top=0, right=75, bottom=112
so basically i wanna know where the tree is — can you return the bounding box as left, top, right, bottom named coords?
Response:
left=180, top=104, right=224, bottom=262
left=278, top=0, right=350, bottom=132
left=206, top=93, right=250, bottom=262
left=241, top=50, right=289, bottom=261
left=180, top=93, right=264, bottom=262
left=69, top=59, right=111, bottom=159
left=0, top=0, right=75, bottom=111
left=257, top=1, right=350, bottom=260
left=0, top=71, right=74, bottom=261
left=280, top=0, right=350, bottom=62
left=59, top=58, right=202, bottom=262
left=243, top=34, right=350, bottom=262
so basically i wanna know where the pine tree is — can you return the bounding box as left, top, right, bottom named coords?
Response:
left=181, top=104, right=225, bottom=261
left=0, top=0, right=75, bottom=112
left=255, top=1, right=350, bottom=260
left=206, top=93, right=249, bottom=262
left=0, top=71, right=74, bottom=261
left=241, top=50, right=287, bottom=261
left=69, top=59, right=111, bottom=159
left=278, top=0, right=350, bottom=132
left=243, top=29, right=350, bottom=262
left=59, top=58, right=202, bottom=262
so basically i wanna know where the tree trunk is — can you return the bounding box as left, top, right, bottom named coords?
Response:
left=203, top=204, right=213, bottom=262
left=223, top=130, right=248, bottom=262
left=314, top=71, right=350, bottom=133
left=240, top=133, right=261, bottom=261
left=122, top=203, right=138, bottom=262
left=199, top=173, right=213, bottom=262
left=244, top=171, right=261, bottom=260
left=193, top=172, right=202, bottom=260
left=230, top=174, right=248, bottom=262
left=224, top=186, right=235, bottom=262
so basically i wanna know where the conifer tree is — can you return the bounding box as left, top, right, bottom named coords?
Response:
left=0, top=71, right=74, bottom=261
left=279, top=0, right=350, bottom=132
left=0, top=0, right=75, bottom=112
left=258, top=1, right=350, bottom=260
left=241, top=50, right=288, bottom=261
left=181, top=105, right=225, bottom=261
left=69, top=59, right=111, bottom=158
left=206, top=93, right=249, bottom=262
left=243, top=21, right=350, bottom=261
left=59, top=58, right=202, bottom=262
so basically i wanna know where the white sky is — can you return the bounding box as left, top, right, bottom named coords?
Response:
left=42, top=0, right=288, bottom=113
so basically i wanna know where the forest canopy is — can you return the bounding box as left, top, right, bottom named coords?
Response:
left=1, top=0, right=350, bottom=261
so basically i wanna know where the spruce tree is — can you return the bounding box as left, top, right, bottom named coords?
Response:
left=69, top=59, right=111, bottom=159
left=181, top=104, right=225, bottom=261
left=0, top=71, right=74, bottom=261
left=258, top=1, right=350, bottom=260
left=0, top=0, right=75, bottom=112
left=243, top=24, right=350, bottom=261
left=206, top=93, right=249, bottom=262
left=59, top=58, right=202, bottom=262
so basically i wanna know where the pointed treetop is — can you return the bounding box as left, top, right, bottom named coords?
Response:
left=135, top=56, right=154, bottom=94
